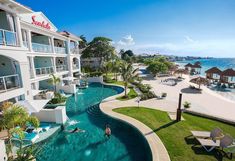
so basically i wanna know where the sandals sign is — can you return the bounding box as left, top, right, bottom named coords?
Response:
left=31, top=15, right=51, bottom=30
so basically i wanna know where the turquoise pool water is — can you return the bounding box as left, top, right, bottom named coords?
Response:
left=36, top=83, right=152, bottom=161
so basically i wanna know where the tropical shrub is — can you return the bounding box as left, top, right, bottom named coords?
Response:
left=183, top=101, right=191, bottom=109
left=86, top=71, right=103, bottom=77
left=161, top=92, right=167, bottom=97
left=48, top=93, right=67, bottom=104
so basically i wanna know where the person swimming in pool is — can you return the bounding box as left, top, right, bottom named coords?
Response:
left=68, top=127, right=85, bottom=133
left=104, top=124, right=111, bottom=138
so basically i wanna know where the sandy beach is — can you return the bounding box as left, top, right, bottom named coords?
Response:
left=122, top=64, right=235, bottom=123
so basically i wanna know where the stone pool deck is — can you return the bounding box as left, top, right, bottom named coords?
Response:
left=100, top=83, right=171, bottom=161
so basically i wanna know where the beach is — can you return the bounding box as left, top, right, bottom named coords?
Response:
left=176, top=58, right=235, bottom=102
left=133, top=64, right=235, bottom=123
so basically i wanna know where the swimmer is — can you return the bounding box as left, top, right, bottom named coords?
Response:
left=104, top=124, right=111, bottom=138
left=68, top=127, right=85, bottom=133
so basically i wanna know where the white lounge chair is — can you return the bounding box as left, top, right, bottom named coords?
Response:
left=191, top=128, right=223, bottom=139
left=197, top=135, right=234, bottom=152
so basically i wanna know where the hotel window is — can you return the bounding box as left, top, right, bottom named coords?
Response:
left=0, top=10, right=17, bottom=46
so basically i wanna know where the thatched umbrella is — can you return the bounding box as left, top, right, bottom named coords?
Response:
left=174, top=69, right=188, bottom=77
left=190, top=76, right=208, bottom=89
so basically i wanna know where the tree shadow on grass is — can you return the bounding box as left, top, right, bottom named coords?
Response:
left=145, top=120, right=177, bottom=136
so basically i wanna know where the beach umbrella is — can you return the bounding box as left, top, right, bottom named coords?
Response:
left=190, top=76, right=208, bottom=89
left=174, top=69, right=188, bottom=77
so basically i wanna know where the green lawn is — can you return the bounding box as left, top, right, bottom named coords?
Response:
left=116, top=86, right=138, bottom=101
left=114, top=107, right=235, bottom=161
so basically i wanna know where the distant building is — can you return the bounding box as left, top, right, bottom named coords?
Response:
left=205, top=67, right=222, bottom=81
left=184, top=62, right=202, bottom=75
left=81, top=57, right=102, bottom=69
left=220, top=68, right=235, bottom=84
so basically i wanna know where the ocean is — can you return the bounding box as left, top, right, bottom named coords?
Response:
left=176, top=58, right=235, bottom=75
left=176, top=58, right=235, bottom=101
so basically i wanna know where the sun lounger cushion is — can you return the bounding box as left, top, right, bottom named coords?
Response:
left=191, top=131, right=211, bottom=138
left=197, top=138, right=220, bottom=147
left=220, top=135, right=234, bottom=148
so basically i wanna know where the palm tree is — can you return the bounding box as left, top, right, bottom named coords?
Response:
left=120, top=62, right=139, bottom=97
left=0, top=104, right=39, bottom=157
left=112, top=59, right=121, bottom=81
left=102, top=61, right=112, bottom=77
left=79, top=35, right=87, bottom=49
left=48, top=74, right=61, bottom=93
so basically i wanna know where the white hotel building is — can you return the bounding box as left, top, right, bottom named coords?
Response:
left=0, top=0, right=81, bottom=114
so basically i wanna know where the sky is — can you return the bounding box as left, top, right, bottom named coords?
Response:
left=17, top=0, right=235, bottom=57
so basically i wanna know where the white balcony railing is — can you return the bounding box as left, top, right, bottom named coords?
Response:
left=35, top=66, right=54, bottom=76
left=55, top=46, right=66, bottom=54
left=32, top=42, right=52, bottom=53
left=0, top=74, right=20, bottom=93
left=0, top=29, right=17, bottom=46
left=56, top=65, right=68, bottom=72
left=23, top=41, right=28, bottom=48
left=73, top=64, right=80, bottom=70
left=70, top=48, right=79, bottom=54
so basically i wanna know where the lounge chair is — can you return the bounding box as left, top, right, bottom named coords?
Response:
left=191, top=128, right=223, bottom=139
left=197, top=135, right=234, bottom=152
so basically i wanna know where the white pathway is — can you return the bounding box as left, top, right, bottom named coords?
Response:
left=140, top=74, right=235, bottom=123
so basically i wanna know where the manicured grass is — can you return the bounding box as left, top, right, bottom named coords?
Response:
left=116, top=86, right=138, bottom=101
left=114, top=107, right=235, bottom=161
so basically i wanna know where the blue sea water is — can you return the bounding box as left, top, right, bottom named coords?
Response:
left=177, top=58, right=235, bottom=75
left=177, top=58, right=235, bottom=101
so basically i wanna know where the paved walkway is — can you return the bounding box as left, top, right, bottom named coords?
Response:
left=100, top=88, right=171, bottom=161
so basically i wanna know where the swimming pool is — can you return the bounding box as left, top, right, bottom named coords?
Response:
left=36, top=83, right=152, bottom=161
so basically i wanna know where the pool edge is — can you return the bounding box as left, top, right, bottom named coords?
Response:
left=100, top=82, right=171, bottom=161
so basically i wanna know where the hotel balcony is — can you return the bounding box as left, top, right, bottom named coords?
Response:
left=73, top=64, right=80, bottom=70
left=0, top=29, right=17, bottom=46
left=32, top=42, right=52, bottom=53
left=35, top=66, right=54, bottom=76
left=0, top=74, right=21, bottom=93
left=55, top=46, right=66, bottom=54
left=70, top=48, right=79, bottom=55
left=56, top=65, right=68, bottom=72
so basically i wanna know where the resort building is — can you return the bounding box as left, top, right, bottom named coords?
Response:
left=184, top=62, right=202, bottom=75
left=220, top=68, right=235, bottom=85
left=205, top=67, right=222, bottom=82
left=81, top=57, right=103, bottom=69
left=0, top=0, right=81, bottom=117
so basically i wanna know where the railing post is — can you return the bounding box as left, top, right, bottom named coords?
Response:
left=2, top=30, right=6, bottom=45
left=30, top=56, right=36, bottom=78
left=14, top=15, right=23, bottom=47
left=3, top=77, right=7, bottom=91
left=27, top=30, right=33, bottom=52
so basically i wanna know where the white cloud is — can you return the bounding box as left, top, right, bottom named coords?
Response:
left=117, top=35, right=135, bottom=46
left=131, top=39, right=235, bottom=57
left=184, top=35, right=197, bottom=43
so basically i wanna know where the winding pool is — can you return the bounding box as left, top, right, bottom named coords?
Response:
left=36, top=83, right=152, bottom=161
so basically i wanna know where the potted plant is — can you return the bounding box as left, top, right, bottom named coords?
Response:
left=161, top=92, right=167, bottom=98
left=183, top=101, right=191, bottom=109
